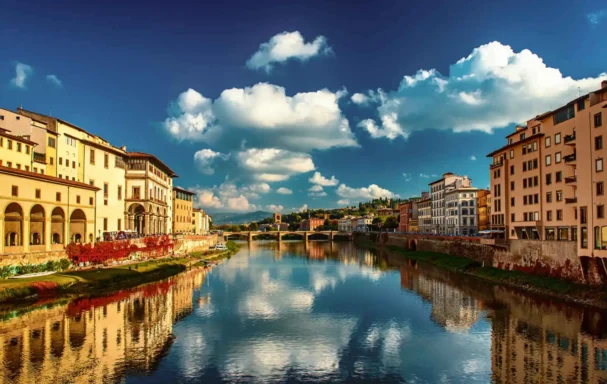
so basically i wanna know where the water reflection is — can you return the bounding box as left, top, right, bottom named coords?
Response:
left=0, top=241, right=606, bottom=383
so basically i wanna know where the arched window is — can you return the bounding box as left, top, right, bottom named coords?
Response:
left=52, top=233, right=61, bottom=244
left=595, top=226, right=601, bottom=250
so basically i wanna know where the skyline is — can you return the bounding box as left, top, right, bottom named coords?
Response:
left=2, top=0, right=607, bottom=213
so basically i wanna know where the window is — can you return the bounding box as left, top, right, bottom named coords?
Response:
left=523, top=162, right=527, bottom=172
left=547, top=210, right=553, bottom=221
left=545, top=136, right=551, bottom=147
left=16, top=143, right=21, bottom=152
left=49, top=157, right=54, bottom=165
left=546, top=173, right=552, bottom=185
left=133, top=187, right=141, bottom=199
left=7, top=140, right=12, bottom=150
left=510, top=165, right=514, bottom=175
left=546, top=192, right=552, bottom=203
left=533, top=159, right=538, bottom=169
left=595, top=113, right=603, bottom=128
left=511, top=197, right=515, bottom=207
left=24, top=165, right=29, bottom=172
left=118, top=185, right=122, bottom=200
left=11, top=186, right=18, bottom=197
left=534, top=194, right=539, bottom=204
left=103, top=218, right=108, bottom=231
left=511, top=213, right=515, bottom=222
left=56, top=192, right=61, bottom=202
left=534, top=176, right=539, bottom=186
left=48, top=137, right=56, bottom=148
left=578, top=99, right=585, bottom=111
left=557, top=210, right=563, bottom=221
left=510, top=181, right=515, bottom=191
left=523, top=146, right=527, bottom=155
left=545, top=155, right=551, bottom=166
left=545, top=227, right=556, bottom=240
left=510, top=149, right=514, bottom=159
left=104, top=153, right=109, bottom=168
left=59, top=157, right=63, bottom=166
left=523, top=179, right=528, bottom=188
left=72, top=160, right=76, bottom=169
left=582, top=227, right=588, bottom=248
left=524, top=196, right=528, bottom=205
left=35, top=189, right=41, bottom=199
left=555, top=152, right=561, bottom=163
left=556, top=171, right=562, bottom=182
left=16, top=164, right=20, bottom=170
left=76, top=195, right=81, bottom=204
left=597, top=136, right=604, bottom=150
left=599, top=205, right=605, bottom=219
left=90, top=149, right=95, bottom=165
left=597, top=158, right=604, bottom=172
left=581, top=207, right=588, bottom=224
left=58, top=174, right=62, bottom=178
left=89, top=197, right=94, bottom=205
left=103, top=183, right=109, bottom=198
left=598, top=182, right=604, bottom=196
left=533, top=141, right=537, bottom=151
left=556, top=190, right=562, bottom=202
left=520, top=133, right=526, bottom=140
left=554, top=105, right=575, bottom=125
left=104, top=199, right=108, bottom=206
left=25, top=146, right=30, bottom=154
left=555, top=133, right=561, bottom=144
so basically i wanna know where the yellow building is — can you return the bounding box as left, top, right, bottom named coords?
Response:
left=0, top=165, right=98, bottom=257
left=172, top=186, right=195, bottom=234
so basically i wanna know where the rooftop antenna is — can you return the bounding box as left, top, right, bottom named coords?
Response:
left=577, top=87, right=581, bottom=98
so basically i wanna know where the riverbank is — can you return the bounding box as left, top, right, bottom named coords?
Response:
left=0, top=241, right=241, bottom=304
left=356, top=238, right=607, bottom=309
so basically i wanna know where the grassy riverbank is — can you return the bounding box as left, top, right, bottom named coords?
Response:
left=356, top=238, right=607, bottom=307
left=0, top=241, right=241, bottom=304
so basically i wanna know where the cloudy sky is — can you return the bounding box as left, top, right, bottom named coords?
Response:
left=2, top=0, right=606, bottom=213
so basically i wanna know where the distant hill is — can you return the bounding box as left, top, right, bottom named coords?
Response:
left=211, top=211, right=273, bottom=225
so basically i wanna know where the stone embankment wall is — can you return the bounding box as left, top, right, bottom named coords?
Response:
left=377, top=234, right=602, bottom=285
left=0, top=235, right=218, bottom=268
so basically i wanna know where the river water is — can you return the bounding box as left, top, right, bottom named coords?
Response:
left=1, top=241, right=607, bottom=383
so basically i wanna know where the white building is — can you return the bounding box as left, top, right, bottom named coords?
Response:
left=445, top=187, right=479, bottom=236
left=429, top=173, right=471, bottom=234
left=338, top=217, right=353, bottom=232
left=354, top=216, right=373, bottom=231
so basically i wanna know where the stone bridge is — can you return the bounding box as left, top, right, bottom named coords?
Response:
left=222, top=230, right=352, bottom=242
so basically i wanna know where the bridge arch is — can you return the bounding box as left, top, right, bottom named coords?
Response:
left=408, top=239, right=418, bottom=251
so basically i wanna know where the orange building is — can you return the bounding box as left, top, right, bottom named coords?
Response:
left=300, top=218, right=324, bottom=231
left=487, top=80, right=607, bottom=256
left=477, top=189, right=491, bottom=232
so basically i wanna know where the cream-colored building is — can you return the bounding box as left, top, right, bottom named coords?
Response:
left=173, top=186, right=194, bottom=234
left=429, top=173, right=471, bottom=234
left=0, top=165, right=98, bottom=254
left=125, top=152, right=177, bottom=235
left=417, top=197, right=432, bottom=233
left=0, top=109, right=48, bottom=175
left=445, top=187, right=479, bottom=236
left=192, top=208, right=211, bottom=234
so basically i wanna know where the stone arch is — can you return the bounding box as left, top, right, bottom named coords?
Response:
left=70, top=209, right=87, bottom=243
left=129, top=203, right=146, bottom=234
left=4, top=202, right=23, bottom=247
left=51, top=207, right=65, bottom=244
left=408, top=239, right=418, bottom=251
left=30, top=204, right=45, bottom=245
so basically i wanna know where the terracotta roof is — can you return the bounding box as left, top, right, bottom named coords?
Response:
left=17, top=107, right=88, bottom=134
left=173, top=186, right=196, bottom=195
left=0, top=129, right=38, bottom=146
left=127, top=152, right=178, bottom=177
left=0, top=165, right=100, bottom=191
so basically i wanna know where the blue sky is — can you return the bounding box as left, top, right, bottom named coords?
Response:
left=1, top=0, right=606, bottom=213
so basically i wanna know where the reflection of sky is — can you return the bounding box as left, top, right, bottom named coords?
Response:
left=128, top=242, right=492, bottom=383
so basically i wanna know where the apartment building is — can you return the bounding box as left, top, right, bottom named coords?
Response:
left=192, top=208, right=211, bottom=235
left=445, top=187, right=479, bottom=236
left=477, top=189, right=491, bottom=231
left=300, top=218, right=324, bottom=231
left=0, top=109, right=49, bottom=174
left=125, top=152, right=177, bottom=235
left=429, top=173, right=471, bottom=234
left=399, top=196, right=422, bottom=232
left=418, top=198, right=432, bottom=233
left=487, top=80, right=607, bottom=255
left=173, top=186, right=195, bottom=234
left=338, top=217, right=353, bottom=232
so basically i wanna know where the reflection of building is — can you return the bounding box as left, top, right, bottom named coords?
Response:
left=0, top=268, right=207, bottom=383
left=399, top=266, right=480, bottom=332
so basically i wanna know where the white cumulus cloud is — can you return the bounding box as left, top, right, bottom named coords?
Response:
left=246, top=31, right=332, bottom=72
left=296, top=204, right=309, bottom=213
left=308, top=171, right=339, bottom=187
left=10, top=62, right=33, bottom=89
left=46, top=74, right=62, bottom=87
left=276, top=187, right=293, bottom=195
left=308, top=184, right=327, bottom=197
left=337, top=199, right=350, bottom=206
left=265, top=204, right=284, bottom=212
left=355, top=41, right=607, bottom=140
left=190, top=181, right=270, bottom=212
left=164, top=83, right=357, bottom=152
left=309, top=185, right=324, bottom=192
left=469, top=155, right=477, bottom=161
left=237, top=148, right=315, bottom=182
left=193, top=149, right=230, bottom=175
left=336, top=183, right=398, bottom=200
left=587, top=9, right=607, bottom=25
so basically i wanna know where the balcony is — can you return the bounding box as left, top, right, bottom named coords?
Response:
left=490, top=161, right=504, bottom=169
left=33, top=152, right=46, bottom=164
left=564, top=153, right=576, bottom=164
left=565, top=197, right=578, bottom=204
left=565, top=175, right=577, bottom=184
left=564, top=133, right=576, bottom=145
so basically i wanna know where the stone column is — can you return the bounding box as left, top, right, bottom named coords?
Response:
left=23, top=218, right=30, bottom=252
left=124, top=213, right=128, bottom=231
left=0, top=215, right=4, bottom=254
left=64, top=219, right=70, bottom=245
left=45, top=218, right=51, bottom=251
left=144, top=214, right=150, bottom=235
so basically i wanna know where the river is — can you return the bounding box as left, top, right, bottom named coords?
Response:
left=1, top=241, right=606, bottom=383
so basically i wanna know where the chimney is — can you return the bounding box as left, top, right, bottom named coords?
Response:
left=602, top=80, right=607, bottom=89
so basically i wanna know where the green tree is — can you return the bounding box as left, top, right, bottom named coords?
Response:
left=249, top=222, right=259, bottom=231
left=384, top=216, right=398, bottom=229
left=372, top=217, right=385, bottom=227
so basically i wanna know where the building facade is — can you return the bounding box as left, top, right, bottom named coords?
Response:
left=477, top=189, right=491, bottom=231
left=429, top=173, right=471, bottom=234
left=445, top=187, right=479, bottom=236
left=192, top=208, right=211, bottom=235
left=300, top=218, right=324, bottom=231
left=418, top=198, right=432, bottom=234
left=125, top=153, right=177, bottom=235
left=172, top=186, right=195, bottom=234
left=0, top=166, right=98, bottom=254
left=487, top=80, right=607, bottom=254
